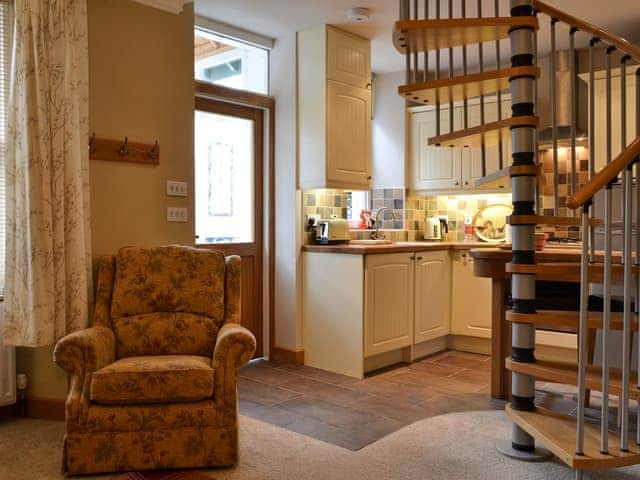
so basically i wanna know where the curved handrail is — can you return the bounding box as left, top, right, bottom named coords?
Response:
left=533, top=0, right=640, bottom=62
left=567, top=136, right=640, bottom=209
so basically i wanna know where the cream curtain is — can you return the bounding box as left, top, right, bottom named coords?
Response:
left=2, top=0, right=92, bottom=347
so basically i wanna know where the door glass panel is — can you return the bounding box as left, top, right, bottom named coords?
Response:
left=195, top=110, right=255, bottom=244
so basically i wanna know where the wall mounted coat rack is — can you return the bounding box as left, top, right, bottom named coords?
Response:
left=89, top=133, right=160, bottom=165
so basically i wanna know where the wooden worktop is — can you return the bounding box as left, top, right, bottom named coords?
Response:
left=302, top=241, right=498, bottom=255
left=470, top=246, right=624, bottom=264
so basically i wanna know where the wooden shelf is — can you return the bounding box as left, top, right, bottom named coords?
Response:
left=508, top=215, right=604, bottom=227
left=472, top=165, right=540, bottom=190
left=398, top=67, right=540, bottom=105
left=428, top=116, right=539, bottom=148
left=393, top=17, right=539, bottom=54
left=506, top=262, right=635, bottom=284
left=506, top=309, right=636, bottom=332
left=506, top=404, right=640, bottom=470
left=506, top=358, right=639, bottom=399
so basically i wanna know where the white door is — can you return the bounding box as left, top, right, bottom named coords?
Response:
left=410, top=108, right=462, bottom=190
left=364, top=253, right=414, bottom=357
left=451, top=250, right=492, bottom=338
left=414, top=250, right=451, bottom=344
left=326, top=80, right=372, bottom=189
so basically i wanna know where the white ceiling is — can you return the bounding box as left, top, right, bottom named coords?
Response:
left=194, top=0, right=640, bottom=73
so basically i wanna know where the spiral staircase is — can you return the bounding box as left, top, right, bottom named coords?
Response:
left=393, top=1, right=640, bottom=478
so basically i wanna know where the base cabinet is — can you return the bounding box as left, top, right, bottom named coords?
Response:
left=414, top=251, right=451, bottom=343
left=364, top=253, right=414, bottom=357
left=451, top=250, right=492, bottom=338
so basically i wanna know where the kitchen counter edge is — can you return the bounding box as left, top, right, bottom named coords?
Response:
left=301, top=241, right=500, bottom=255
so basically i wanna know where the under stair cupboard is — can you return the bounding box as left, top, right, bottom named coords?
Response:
left=298, top=25, right=372, bottom=190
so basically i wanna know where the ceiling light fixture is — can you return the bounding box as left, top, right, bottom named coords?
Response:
left=347, top=7, right=373, bottom=23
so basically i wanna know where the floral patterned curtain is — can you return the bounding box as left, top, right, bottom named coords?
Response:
left=2, top=0, right=92, bottom=346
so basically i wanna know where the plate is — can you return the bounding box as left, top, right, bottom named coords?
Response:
left=473, top=204, right=513, bottom=243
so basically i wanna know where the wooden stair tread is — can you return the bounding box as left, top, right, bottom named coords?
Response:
left=507, top=309, right=637, bottom=332
left=428, top=116, right=539, bottom=148
left=473, top=164, right=540, bottom=190
left=393, top=17, right=539, bottom=54
left=508, top=215, right=604, bottom=227
left=398, top=67, right=540, bottom=105
left=506, top=358, right=639, bottom=399
left=506, top=404, right=640, bottom=470
left=506, top=262, right=636, bottom=284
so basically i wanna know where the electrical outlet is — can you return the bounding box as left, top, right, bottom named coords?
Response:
left=166, top=180, right=187, bottom=197
left=167, top=207, right=188, bottom=222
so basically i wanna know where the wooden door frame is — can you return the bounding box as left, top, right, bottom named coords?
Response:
left=195, top=81, right=277, bottom=361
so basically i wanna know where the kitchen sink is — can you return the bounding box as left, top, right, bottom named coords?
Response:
left=349, top=239, right=394, bottom=245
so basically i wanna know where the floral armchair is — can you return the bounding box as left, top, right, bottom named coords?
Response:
left=53, top=245, right=256, bottom=475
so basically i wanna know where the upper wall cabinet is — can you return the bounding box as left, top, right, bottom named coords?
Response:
left=298, top=25, right=372, bottom=190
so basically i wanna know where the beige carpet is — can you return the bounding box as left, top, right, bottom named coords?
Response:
left=1, top=411, right=640, bottom=479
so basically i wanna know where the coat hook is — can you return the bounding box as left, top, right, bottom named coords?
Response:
left=148, top=140, right=159, bottom=160
left=118, top=137, right=129, bottom=156
left=88, top=132, right=96, bottom=154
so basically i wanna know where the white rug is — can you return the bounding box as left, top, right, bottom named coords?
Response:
left=1, top=411, right=640, bottom=479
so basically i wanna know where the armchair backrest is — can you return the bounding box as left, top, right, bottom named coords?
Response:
left=93, top=245, right=241, bottom=358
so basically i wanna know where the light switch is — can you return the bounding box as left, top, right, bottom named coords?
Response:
left=166, top=180, right=188, bottom=197
left=167, top=207, right=188, bottom=222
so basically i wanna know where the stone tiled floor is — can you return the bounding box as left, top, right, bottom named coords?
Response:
left=238, top=349, right=637, bottom=450
left=238, top=350, right=504, bottom=450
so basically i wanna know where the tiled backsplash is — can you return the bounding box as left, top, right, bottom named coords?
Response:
left=301, top=149, right=590, bottom=244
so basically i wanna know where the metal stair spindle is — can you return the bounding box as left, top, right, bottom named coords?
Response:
left=588, top=38, right=600, bottom=262
left=550, top=18, right=559, bottom=215
left=569, top=28, right=577, bottom=202
left=495, top=0, right=504, bottom=169
left=413, top=0, right=419, bottom=82
left=449, top=0, right=454, bottom=133
left=424, top=0, right=429, bottom=82
left=436, top=0, right=441, bottom=136
left=602, top=180, right=613, bottom=454
left=478, top=0, right=486, bottom=176
left=462, top=0, right=468, bottom=128
left=636, top=67, right=640, bottom=447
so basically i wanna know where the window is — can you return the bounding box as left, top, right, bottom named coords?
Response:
left=0, top=3, right=9, bottom=292
left=194, top=27, right=269, bottom=95
left=346, top=191, right=369, bottom=224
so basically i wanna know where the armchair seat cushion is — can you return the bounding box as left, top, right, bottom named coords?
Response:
left=90, top=355, right=214, bottom=405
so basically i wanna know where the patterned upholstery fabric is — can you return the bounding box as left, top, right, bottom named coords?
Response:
left=53, top=245, right=256, bottom=475
left=90, top=355, right=214, bottom=405
left=113, top=312, right=219, bottom=358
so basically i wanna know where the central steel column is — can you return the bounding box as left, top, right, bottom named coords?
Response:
left=496, top=0, right=550, bottom=461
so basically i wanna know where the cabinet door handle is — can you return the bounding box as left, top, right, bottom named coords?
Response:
left=416, top=256, right=423, bottom=260
left=455, top=181, right=460, bottom=186
left=464, top=181, right=469, bottom=186
left=366, top=82, right=372, bottom=89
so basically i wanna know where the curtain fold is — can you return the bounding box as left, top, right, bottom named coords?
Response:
left=2, top=0, right=92, bottom=347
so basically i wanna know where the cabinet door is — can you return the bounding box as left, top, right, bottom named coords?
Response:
left=364, top=253, right=414, bottom=357
left=414, top=250, right=451, bottom=344
left=327, top=27, right=371, bottom=89
left=593, top=73, right=637, bottom=174
left=451, top=250, right=492, bottom=338
left=461, top=99, right=512, bottom=188
left=410, top=108, right=462, bottom=190
left=326, top=80, right=372, bottom=189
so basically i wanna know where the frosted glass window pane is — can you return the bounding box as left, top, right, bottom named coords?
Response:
left=195, top=110, right=254, bottom=244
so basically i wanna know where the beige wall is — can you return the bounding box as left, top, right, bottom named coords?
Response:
left=16, top=0, right=195, bottom=400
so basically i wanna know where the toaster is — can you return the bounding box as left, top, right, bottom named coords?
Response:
left=314, top=218, right=350, bottom=244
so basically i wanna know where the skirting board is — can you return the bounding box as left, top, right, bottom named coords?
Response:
left=25, top=397, right=65, bottom=421
left=270, top=345, right=304, bottom=365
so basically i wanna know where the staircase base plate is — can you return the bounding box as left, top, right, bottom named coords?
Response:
left=496, top=439, right=553, bottom=462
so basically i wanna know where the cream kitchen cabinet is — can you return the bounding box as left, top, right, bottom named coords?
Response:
left=364, top=253, right=415, bottom=357
left=414, top=250, right=451, bottom=343
left=298, top=25, right=372, bottom=190
left=409, top=98, right=511, bottom=193
left=451, top=250, right=492, bottom=338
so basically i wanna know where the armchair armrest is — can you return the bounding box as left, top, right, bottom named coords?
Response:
left=53, top=326, right=116, bottom=431
left=212, top=323, right=256, bottom=406
left=53, top=326, right=116, bottom=376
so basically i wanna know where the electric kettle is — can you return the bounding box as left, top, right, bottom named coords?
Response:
left=424, top=216, right=448, bottom=241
